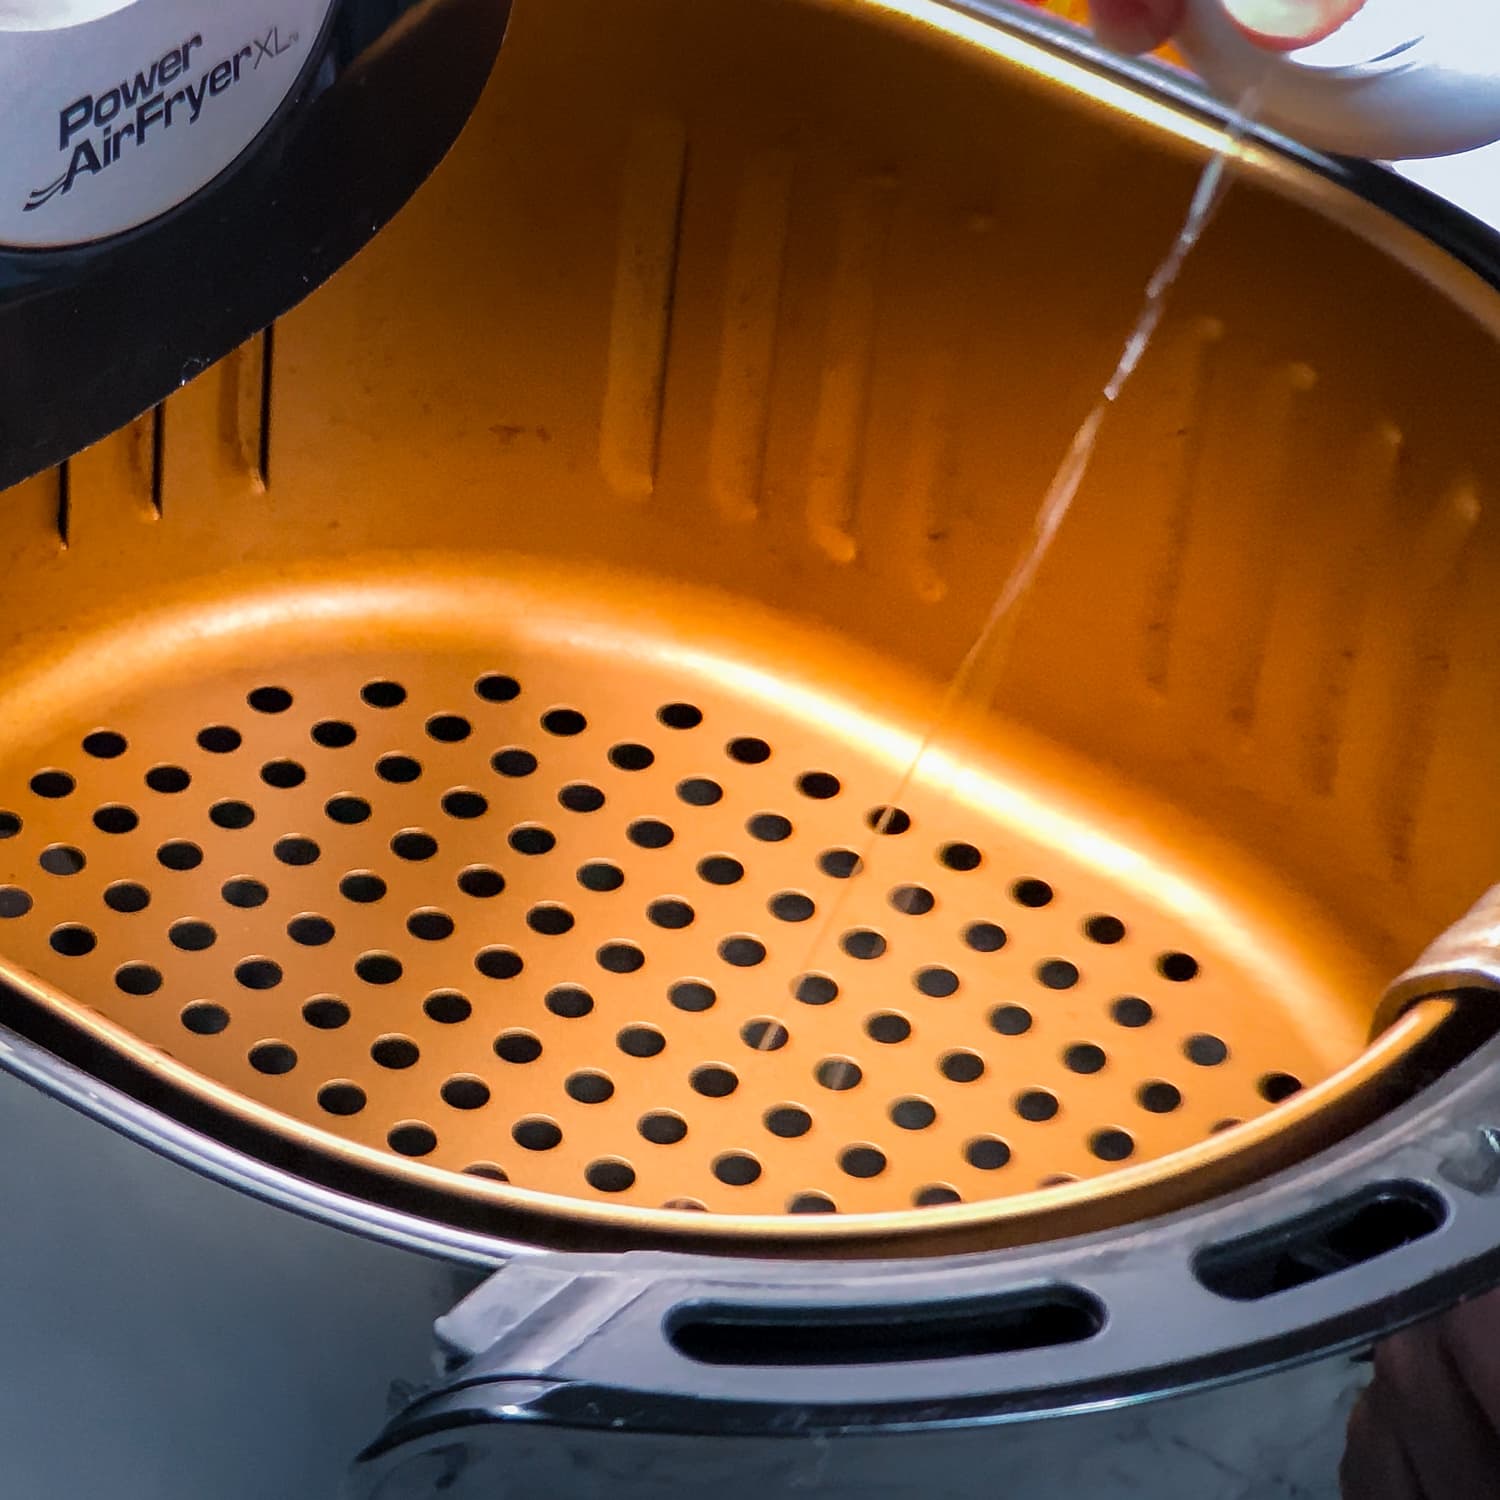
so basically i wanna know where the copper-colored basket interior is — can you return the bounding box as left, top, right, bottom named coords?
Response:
left=0, top=0, right=1497, bottom=1250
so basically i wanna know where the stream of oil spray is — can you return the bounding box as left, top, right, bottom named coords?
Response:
left=774, top=105, right=1258, bottom=1054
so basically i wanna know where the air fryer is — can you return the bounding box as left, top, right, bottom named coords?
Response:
left=5, top=1, right=1500, bottom=1496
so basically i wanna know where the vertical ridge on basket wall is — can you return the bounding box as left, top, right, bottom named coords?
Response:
left=870, top=206, right=999, bottom=608
left=1255, top=419, right=1405, bottom=803
left=0, top=467, right=69, bottom=578
left=1139, top=314, right=1227, bottom=697
left=154, top=333, right=274, bottom=522
left=1212, top=361, right=1321, bottom=737
left=63, top=411, right=161, bottom=549
left=1370, top=474, right=1483, bottom=872
left=980, top=308, right=1228, bottom=726
left=1379, top=476, right=1500, bottom=903
left=804, top=172, right=898, bottom=566
left=705, top=147, right=795, bottom=526
left=599, top=118, right=689, bottom=501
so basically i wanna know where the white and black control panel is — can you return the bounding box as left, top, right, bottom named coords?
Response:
left=0, top=0, right=337, bottom=247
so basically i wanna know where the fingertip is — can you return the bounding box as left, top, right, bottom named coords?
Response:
left=1091, top=0, right=1184, bottom=53
left=1220, top=0, right=1369, bottom=50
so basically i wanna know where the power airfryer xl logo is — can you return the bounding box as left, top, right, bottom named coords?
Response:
left=24, top=26, right=299, bottom=213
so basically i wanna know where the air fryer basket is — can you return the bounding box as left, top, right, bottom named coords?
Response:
left=3, top=0, right=1500, bottom=1267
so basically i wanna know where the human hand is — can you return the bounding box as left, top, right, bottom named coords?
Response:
left=1088, top=0, right=1182, bottom=52
left=1341, top=1286, right=1500, bottom=1499
left=1088, top=0, right=1367, bottom=54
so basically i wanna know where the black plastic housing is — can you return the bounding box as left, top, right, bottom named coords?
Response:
left=0, top=0, right=511, bottom=492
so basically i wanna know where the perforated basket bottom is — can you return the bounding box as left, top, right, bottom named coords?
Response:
left=0, top=585, right=1366, bottom=1216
